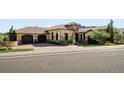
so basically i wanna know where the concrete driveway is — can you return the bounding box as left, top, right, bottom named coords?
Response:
left=14, top=43, right=58, bottom=49
left=14, top=43, right=82, bottom=53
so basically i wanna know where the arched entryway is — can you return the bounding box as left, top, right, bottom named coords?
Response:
left=38, top=34, right=47, bottom=43
left=75, top=33, right=79, bottom=42
left=21, top=35, right=33, bottom=44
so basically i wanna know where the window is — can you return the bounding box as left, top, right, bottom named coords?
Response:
left=80, top=34, right=82, bottom=40
left=56, top=33, right=58, bottom=40
left=51, top=32, right=54, bottom=40
left=64, top=33, right=68, bottom=41
left=83, top=34, right=85, bottom=40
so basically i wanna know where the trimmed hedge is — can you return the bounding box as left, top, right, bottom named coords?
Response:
left=104, top=42, right=114, bottom=46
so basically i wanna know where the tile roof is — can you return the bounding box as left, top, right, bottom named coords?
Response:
left=46, top=24, right=68, bottom=31
left=79, top=26, right=107, bottom=33
left=15, top=26, right=47, bottom=34
left=15, top=23, right=107, bottom=34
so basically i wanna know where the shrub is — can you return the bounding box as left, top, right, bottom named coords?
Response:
left=114, top=41, right=124, bottom=45
left=47, top=40, right=58, bottom=44
left=0, top=47, right=7, bottom=51
left=3, top=35, right=9, bottom=41
left=78, top=40, right=84, bottom=45
left=58, top=40, right=68, bottom=46
left=0, top=34, right=4, bottom=43
left=8, top=47, right=12, bottom=50
left=91, top=30, right=110, bottom=44
left=87, top=38, right=99, bottom=44
left=114, top=33, right=124, bottom=43
left=48, top=40, right=75, bottom=46
left=104, top=42, right=114, bottom=46
left=68, top=39, right=74, bottom=45
left=48, top=40, right=69, bottom=46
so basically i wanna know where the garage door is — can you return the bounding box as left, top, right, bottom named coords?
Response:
left=38, top=35, right=46, bottom=43
left=22, top=35, right=33, bottom=44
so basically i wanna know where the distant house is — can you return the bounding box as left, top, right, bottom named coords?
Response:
left=15, top=22, right=107, bottom=44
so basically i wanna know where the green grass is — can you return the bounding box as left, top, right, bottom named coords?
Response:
left=0, top=47, right=34, bottom=53
left=83, top=44, right=106, bottom=47
left=83, top=43, right=124, bottom=47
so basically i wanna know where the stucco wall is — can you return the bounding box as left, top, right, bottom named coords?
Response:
left=48, top=29, right=74, bottom=41
left=85, top=31, right=93, bottom=40
left=16, top=33, right=45, bottom=44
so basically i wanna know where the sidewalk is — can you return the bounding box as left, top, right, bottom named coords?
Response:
left=0, top=45, right=124, bottom=57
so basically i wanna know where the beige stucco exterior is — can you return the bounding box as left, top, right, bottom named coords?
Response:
left=16, top=29, right=82, bottom=44
left=15, top=23, right=107, bottom=45
left=47, top=29, right=75, bottom=41
left=16, top=29, right=97, bottom=44
left=84, top=31, right=93, bottom=40
left=16, top=33, right=44, bottom=44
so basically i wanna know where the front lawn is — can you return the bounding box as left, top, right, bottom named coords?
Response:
left=0, top=47, right=33, bottom=53
left=83, top=44, right=106, bottom=47
left=82, top=42, right=124, bottom=47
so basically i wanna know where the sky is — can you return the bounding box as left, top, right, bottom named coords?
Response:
left=0, top=19, right=124, bottom=33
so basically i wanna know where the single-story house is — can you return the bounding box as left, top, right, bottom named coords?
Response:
left=15, top=22, right=107, bottom=44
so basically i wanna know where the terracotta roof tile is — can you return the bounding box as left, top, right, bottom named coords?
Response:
left=15, top=26, right=47, bottom=34
left=79, top=26, right=107, bottom=33
left=15, top=24, right=107, bottom=34
left=46, top=24, right=68, bottom=31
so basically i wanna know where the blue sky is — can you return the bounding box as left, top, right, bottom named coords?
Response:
left=0, top=19, right=124, bottom=32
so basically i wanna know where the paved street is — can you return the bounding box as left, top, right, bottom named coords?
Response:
left=0, top=48, right=124, bottom=73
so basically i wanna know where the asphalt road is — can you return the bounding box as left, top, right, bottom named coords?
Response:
left=0, top=49, right=124, bottom=73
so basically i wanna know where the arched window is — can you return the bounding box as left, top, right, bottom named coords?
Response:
left=56, top=33, right=58, bottom=40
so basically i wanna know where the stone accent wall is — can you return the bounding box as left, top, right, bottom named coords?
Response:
left=2, top=41, right=18, bottom=47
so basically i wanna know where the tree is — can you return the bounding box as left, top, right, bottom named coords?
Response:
left=0, top=34, right=4, bottom=47
left=114, top=30, right=124, bottom=43
left=7, top=26, right=16, bottom=41
left=0, top=34, right=4, bottom=44
left=91, top=30, right=110, bottom=44
left=106, top=19, right=114, bottom=43
left=3, top=35, right=9, bottom=41
left=67, top=22, right=81, bottom=26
